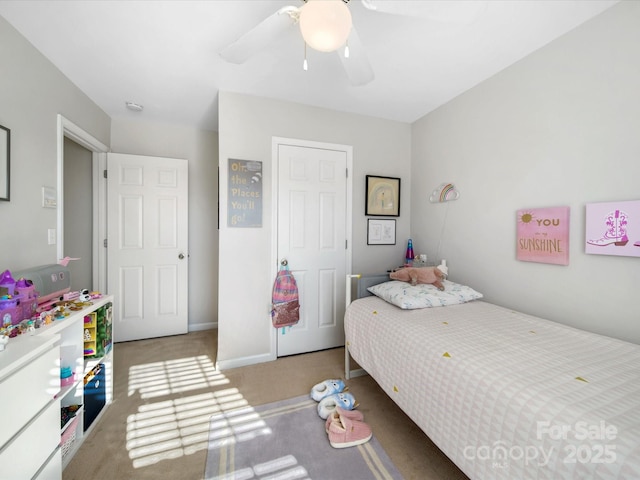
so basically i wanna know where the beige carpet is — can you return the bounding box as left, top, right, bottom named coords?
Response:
left=63, top=330, right=468, bottom=480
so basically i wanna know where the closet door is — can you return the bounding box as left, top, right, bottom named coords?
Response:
left=276, top=142, right=349, bottom=356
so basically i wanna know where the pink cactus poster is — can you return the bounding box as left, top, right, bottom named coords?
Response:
left=585, top=200, right=640, bottom=257
left=517, top=206, right=570, bottom=265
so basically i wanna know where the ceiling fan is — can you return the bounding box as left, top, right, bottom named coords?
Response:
left=219, top=0, right=486, bottom=87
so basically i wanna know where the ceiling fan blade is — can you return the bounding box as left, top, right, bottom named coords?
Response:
left=361, top=0, right=486, bottom=24
left=337, top=27, right=374, bottom=86
left=220, top=6, right=300, bottom=64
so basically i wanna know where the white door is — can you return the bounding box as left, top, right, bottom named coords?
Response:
left=276, top=142, right=350, bottom=356
left=107, top=153, right=189, bottom=342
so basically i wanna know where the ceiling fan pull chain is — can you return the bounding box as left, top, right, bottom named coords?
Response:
left=303, top=42, right=309, bottom=71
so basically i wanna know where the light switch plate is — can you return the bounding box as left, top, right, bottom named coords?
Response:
left=42, top=186, right=57, bottom=208
left=48, top=229, right=56, bottom=245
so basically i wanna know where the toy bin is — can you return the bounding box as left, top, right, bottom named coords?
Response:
left=60, top=416, right=78, bottom=461
left=84, top=363, right=106, bottom=431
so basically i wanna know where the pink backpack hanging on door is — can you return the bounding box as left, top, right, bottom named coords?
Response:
left=271, top=261, right=300, bottom=330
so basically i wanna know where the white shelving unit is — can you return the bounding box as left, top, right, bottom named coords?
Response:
left=0, top=295, right=114, bottom=478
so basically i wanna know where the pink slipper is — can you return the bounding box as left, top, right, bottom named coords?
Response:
left=325, top=407, right=364, bottom=433
left=327, top=412, right=372, bottom=449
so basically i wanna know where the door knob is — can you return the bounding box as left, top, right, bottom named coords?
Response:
left=178, top=253, right=185, bottom=260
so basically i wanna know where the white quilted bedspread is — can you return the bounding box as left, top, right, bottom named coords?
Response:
left=344, top=297, right=640, bottom=479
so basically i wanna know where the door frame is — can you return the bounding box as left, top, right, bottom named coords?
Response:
left=270, top=136, right=353, bottom=357
left=56, top=115, right=109, bottom=293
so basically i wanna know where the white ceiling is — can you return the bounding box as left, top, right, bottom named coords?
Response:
left=0, top=0, right=619, bottom=132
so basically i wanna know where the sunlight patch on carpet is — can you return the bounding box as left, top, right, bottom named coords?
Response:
left=128, top=354, right=228, bottom=398
left=126, top=355, right=247, bottom=469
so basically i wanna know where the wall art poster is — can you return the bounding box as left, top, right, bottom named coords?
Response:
left=517, top=206, right=570, bottom=265
left=227, top=159, right=262, bottom=228
left=367, top=219, right=396, bottom=245
left=585, top=200, right=640, bottom=257
left=365, top=175, right=400, bottom=217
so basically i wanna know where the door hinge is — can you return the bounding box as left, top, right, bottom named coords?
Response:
left=103, top=169, right=107, bottom=179
left=346, top=168, right=348, bottom=178
left=103, top=239, right=108, bottom=248
left=345, top=239, right=348, bottom=249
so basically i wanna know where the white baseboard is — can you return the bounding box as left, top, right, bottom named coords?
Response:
left=216, top=352, right=276, bottom=371
left=189, top=321, right=217, bottom=332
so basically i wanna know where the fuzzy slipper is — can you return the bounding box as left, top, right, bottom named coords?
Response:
left=317, top=392, right=359, bottom=420
left=310, top=379, right=348, bottom=402
left=325, top=406, right=364, bottom=433
left=327, top=413, right=372, bottom=449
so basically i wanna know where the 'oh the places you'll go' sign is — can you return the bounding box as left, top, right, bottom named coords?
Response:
left=228, top=159, right=262, bottom=228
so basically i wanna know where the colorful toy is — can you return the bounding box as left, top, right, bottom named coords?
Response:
left=78, top=289, right=91, bottom=303
left=0, top=270, right=16, bottom=296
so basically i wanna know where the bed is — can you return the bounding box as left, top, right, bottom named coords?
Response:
left=344, top=274, right=640, bottom=479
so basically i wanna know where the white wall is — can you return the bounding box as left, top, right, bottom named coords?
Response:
left=110, top=118, right=219, bottom=332
left=218, top=92, right=411, bottom=368
left=0, top=16, right=110, bottom=271
left=411, top=1, right=640, bottom=343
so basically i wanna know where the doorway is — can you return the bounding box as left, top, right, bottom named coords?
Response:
left=272, top=137, right=353, bottom=357
left=56, top=115, right=109, bottom=293
left=63, top=137, right=92, bottom=291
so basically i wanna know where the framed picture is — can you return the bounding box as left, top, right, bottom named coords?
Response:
left=516, top=206, right=570, bottom=265
left=367, top=219, right=396, bottom=245
left=0, top=125, right=9, bottom=201
left=585, top=199, right=640, bottom=258
left=366, top=175, right=400, bottom=216
left=227, top=159, right=262, bottom=227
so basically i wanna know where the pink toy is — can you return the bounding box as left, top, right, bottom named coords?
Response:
left=390, top=266, right=445, bottom=291
left=0, top=270, right=16, bottom=293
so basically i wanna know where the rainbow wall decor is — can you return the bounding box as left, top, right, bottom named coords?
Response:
left=429, top=183, right=460, bottom=203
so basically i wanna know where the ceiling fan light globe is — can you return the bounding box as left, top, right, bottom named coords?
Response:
left=299, top=0, right=352, bottom=53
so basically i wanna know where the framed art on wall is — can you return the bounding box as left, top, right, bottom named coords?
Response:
left=367, top=219, right=396, bottom=245
left=227, top=159, right=262, bottom=227
left=0, top=124, right=9, bottom=201
left=585, top=199, right=640, bottom=257
left=516, top=206, right=570, bottom=265
left=366, top=175, right=400, bottom=216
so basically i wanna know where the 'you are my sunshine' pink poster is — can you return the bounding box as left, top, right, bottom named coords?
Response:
left=516, top=206, right=570, bottom=265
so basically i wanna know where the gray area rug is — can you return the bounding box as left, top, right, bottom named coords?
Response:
left=205, top=394, right=404, bottom=480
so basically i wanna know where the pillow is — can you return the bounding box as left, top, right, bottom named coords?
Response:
left=367, top=280, right=483, bottom=309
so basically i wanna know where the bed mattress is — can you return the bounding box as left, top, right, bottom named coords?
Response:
left=344, top=296, right=640, bottom=479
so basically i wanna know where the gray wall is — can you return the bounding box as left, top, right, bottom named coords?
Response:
left=0, top=14, right=219, bottom=333
left=218, top=92, right=411, bottom=368
left=63, top=137, right=93, bottom=291
left=0, top=16, right=110, bottom=271
left=411, top=1, right=640, bottom=343
left=110, top=118, right=219, bottom=332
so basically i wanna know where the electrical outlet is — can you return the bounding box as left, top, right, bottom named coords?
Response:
left=48, top=229, right=56, bottom=245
